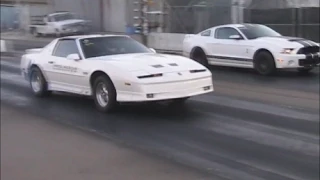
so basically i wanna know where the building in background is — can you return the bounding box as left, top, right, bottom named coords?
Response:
left=1, top=0, right=50, bottom=31
left=1, top=0, right=318, bottom=34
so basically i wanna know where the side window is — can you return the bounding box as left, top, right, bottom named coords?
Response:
left=200, top=30, right=211, bottom=36
left=52, top=39, right=79, bottom=58
left=215, top=27, right=243, bottom=39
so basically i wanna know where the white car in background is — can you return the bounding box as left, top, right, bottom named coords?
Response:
left=183, top=23, right=320, bottom=75
left=29, top=11, right=91, bottom=37
left=20, top=35, right=213, bottom=113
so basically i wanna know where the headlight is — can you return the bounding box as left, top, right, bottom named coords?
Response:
left=281, top=48, right=295, bottom=54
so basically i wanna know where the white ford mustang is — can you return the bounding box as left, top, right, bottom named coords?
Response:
left=183, top=23, right=320, bottom=75
left=20, top=34, right=213, bottom=112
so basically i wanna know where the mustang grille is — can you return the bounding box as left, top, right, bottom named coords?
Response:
left=297, top=46, right=320, bottom=54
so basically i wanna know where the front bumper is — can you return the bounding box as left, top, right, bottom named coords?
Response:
left=116, top=76, right=214, bottom=102
left=276, top=52, right=320, bottom=68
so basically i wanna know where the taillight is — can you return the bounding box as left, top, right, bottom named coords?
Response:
left=137, top=73, right=163, bottom=79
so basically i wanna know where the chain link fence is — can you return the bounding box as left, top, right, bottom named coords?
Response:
left=164, top=5, right=232, bottom=34
left=244, top=7, right=320, bottom=42
left=163, top=0, right=234, bottom=34
left=162, top=0, right=319, bottom=42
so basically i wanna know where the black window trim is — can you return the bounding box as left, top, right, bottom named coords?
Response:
left=52, top=38, right=82, bottom=59
left=214, top=27, right=245, bottom=40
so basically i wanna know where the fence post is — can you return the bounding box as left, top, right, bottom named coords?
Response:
left=133, top=0, right=149, bottom=45
left=297, top=7, right=302, bottom=38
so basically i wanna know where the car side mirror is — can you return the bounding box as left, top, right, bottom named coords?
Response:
left=67, top=53, right=81, bottom=61
left=229, top=35, right=242, bottom=40
left=149, top=48, right=156, bottom=53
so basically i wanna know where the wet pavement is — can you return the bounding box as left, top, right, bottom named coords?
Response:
left=1, top=55, right=319, bottom=180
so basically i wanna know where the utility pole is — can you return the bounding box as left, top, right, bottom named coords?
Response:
left=133, top=0, right=149, bottom=45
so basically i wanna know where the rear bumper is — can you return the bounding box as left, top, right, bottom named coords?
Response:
left=116, top=76, right=214, bottom=102
left=59, top=25, right=90, bottom=34
left=276, top=53, right=320, bottom=68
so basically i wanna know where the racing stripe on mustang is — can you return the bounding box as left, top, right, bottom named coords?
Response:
left=273, top=36, right=314, bottom=47
left=207, top=55, right=252, bottom=62
left=296, top=40, right=311, bottom=47
left=306, top=40, right=319, bottom=46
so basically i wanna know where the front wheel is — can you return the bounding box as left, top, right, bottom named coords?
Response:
left=190, top=48, right=209, bottom=67
left=254, top=51, right=276, bottom=76
left=92, top=75, right=118, bottom=113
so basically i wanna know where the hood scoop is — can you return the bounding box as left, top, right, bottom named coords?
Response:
left=151, top=64, right=164, bottom=68
left=168, top=63, right=178, bottom=66
left=151, top=63, right=179, bottom=68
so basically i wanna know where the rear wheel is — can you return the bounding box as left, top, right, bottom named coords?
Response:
left=254, top=51, right=276, bottom=76
left=29, top=67, right=51, bottom=97
left=92, top=75, right=118, bottom=113
left=31, top=28, right=40, bottom=37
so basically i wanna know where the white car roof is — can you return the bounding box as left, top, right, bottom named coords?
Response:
left=212, top=23, right=261, bottom=29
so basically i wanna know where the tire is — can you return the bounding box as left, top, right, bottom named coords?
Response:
left=31, top=28, right=39, bottom=37
left=191, top=48, right=209, bottom=67
left=92, top=75, right=118, bottom=113
left=297, top=67, right=313, bottom=74
left=254, top=51, right=276, bottom=76
left=29, top=67, right=51, bottom=97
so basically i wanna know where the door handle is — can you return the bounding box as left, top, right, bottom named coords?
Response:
left=48, top=61, right=55, bottom=64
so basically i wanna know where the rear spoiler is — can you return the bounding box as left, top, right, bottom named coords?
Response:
left=25, top=48, right=43, bottom=54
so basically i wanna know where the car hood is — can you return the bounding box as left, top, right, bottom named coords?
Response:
left=89, top=53, right=207, bottom=73
left=255, top=36, right=319, bottom=49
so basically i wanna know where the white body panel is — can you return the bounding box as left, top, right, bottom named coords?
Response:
left=21, top=35, right=214, bottom=102
left=183, top=24, right=320, bottom=69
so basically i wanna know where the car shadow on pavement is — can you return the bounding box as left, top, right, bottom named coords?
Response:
left=32, top=92, right=198, bottom=123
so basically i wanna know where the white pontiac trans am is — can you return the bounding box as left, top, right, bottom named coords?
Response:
left=20, top=35, right=213, bottom=112
left=183, top=23, right=320, bottom=75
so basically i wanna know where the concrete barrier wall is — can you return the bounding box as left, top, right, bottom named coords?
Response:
left=2, top=32, right=318, bottom=57
left=0, top=40, right=13, bottom=53
left=0, top=40, right=7, bottom=52
left=147, top=33, right=186, bottom=53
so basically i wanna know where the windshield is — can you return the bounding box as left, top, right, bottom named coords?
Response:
left=238, top=24, right=281, bottom=40
left=53, top=13, right=75, bottom=21
left=80, top=36, right=152, bottom=58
